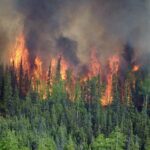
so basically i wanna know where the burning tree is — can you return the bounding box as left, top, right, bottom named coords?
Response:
left=0, top=0, right=150, bottom=149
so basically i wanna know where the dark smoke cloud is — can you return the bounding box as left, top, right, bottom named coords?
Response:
left=122, top=43, right=135, bottom=67
left=56, top=36, right=79, bottom=65
left=16, top=0, right=61, bottom=66
left=0, top=0, right=150, bottom=70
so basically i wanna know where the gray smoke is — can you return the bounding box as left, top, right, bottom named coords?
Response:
left=0, top=0, right=22, bottom=63
left=56, top=36, right=79, bottom=65
left=0, top=0, right=150, bottom=70
left=0, top=25, right=8, bottom=63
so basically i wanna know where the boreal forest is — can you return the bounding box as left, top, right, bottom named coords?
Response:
left=0, top=0, right=150, bottom=150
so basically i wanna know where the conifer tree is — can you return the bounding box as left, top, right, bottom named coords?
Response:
left=55, top=56, right=62, bottom=82
left=64, top=135, right=75, bottom=150
left=19, top=59, right=24, bottom=97
left=3, top=68, right=13, bottom=115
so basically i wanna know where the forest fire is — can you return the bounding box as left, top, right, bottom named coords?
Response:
left=101, top=55, right=120, bottom=106
left=87, top=50, right=101, bottom=78
left=9, top=34, right=141, bottom=105
left=1, top=1, right=150, bottom=149
left=60, top=57, right=69, bottom=80
left=33, top=56, right=43, bottom=80
left=10, top=34, right=29, bottom=71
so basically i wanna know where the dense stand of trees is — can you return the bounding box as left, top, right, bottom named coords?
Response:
left=0, top=63, right=150, bottom=150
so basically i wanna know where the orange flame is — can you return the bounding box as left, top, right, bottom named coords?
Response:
left=101, top=55, right=120, bottom=106
left=81, top=49, right=101, bottom=81
left=88, top=49, right=101, bottom=77
left=132, top=65, right=140, bottom=72
left=33, top=56, right=43, bottom=80
left=50, top=56, right=69, bottom=80
left=10, top=34, right=126, bottom=105
left=60, top=57, right=69, bottom=80
left=10, top=34, right=29, bottom=71
left=32, top=56, right=48, bottom=99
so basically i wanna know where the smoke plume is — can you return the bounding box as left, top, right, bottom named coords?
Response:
left=0, top=0, right=150, bottom=70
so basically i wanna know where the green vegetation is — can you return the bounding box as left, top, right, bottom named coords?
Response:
left=0, top=64, right=149, bottom=150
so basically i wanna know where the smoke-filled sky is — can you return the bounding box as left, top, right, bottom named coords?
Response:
left=0, top=0, right=150, bottom=69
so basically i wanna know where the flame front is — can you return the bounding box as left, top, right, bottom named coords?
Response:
left=33, top=56, right=43, bottom=80
left=10, top=34, right=29, bottom=71
left=81, top=49, right=101, bottom=81
left=60, top=57, right=69, bottom=80
left=101, top=55, right=120, bottom=106
left=88, top=50, right=101, bottom=77
left=9, top=34, right=140, bottom=105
